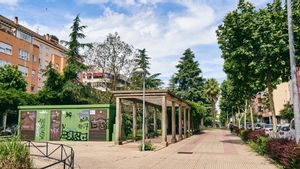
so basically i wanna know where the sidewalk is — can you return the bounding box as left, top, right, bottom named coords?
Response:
left=53, top=129, right=278, bottom=169
left=116, top=129, right=277, bottom=169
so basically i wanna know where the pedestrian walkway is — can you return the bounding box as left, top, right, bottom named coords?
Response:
left=60, top=129, right=278, bottom=169
left=116, top=129, right=277, bottom=169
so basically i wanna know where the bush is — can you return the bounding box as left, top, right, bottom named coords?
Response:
left=266, top=138, right=300, bottom=169
left=249, top=136, right=270, bottom=155
left=240, top=130, right=251, bottom=142
left=139, top=140, right=155, bottom=151
left=0, top=137, right=31, bottom=169
left=247, top=130, right=266, bottom=142
left=232, top=126, right=240, bottom=135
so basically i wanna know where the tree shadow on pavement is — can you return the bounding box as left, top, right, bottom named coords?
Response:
left=221, top=139, right=244, bottom=145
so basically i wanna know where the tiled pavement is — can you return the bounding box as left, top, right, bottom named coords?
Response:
left=47, top=129, right=278, bottom=169
left=115, top=129, right=277, bottom=169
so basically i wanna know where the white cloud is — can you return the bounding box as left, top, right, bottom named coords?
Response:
left=23, top=0, right=227, bottom=85
left=0, top=0, right=19, bottom=6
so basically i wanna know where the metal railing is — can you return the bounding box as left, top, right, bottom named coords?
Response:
left=26, top=141, right=74, bottom=169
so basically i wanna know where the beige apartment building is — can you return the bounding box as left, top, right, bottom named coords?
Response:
left=0, top=15, right=67, bottom=92
left=255, top=82, right=291, bottom=124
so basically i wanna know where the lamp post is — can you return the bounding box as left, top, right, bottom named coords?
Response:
left=135, top=68, right=146, bottom=151
left=287, top=0, right=300, bottom=144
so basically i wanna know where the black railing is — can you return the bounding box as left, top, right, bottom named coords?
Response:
left=26, top=141, right=74, bottom=169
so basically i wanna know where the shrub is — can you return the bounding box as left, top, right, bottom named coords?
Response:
left=249, top=136, right=270, bottom=155
left=240, top=130, right=251, bottom=142
left=0, top=137, right=31, bottom=169
left=247, top=130, right=266, bottom=142
left=139, top=140, right=155, bottom=151
left=232, top=126, right=240, bottom=135
left=266, top=138, right=300, bottom=169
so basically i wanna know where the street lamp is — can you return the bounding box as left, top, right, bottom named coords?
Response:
left=135, top=68, right=146, bottom=151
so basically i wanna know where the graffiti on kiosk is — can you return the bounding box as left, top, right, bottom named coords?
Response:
left=90, top=117, right=107, bottom=130
left=37, top=118, right=46, bottom=140
left=60, top=110, right=89, bottom=141
left=65, top=112, right=72, bottom=119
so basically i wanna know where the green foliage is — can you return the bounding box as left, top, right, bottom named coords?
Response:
left=280, top=102, right=294, bottom=122
left=249, top=136, right=270, bottom=155
left=240, top=130, right=250, bottom=142
left=122, top=113, right=132, bottom=139
left=204, top=79, right=220, bottom=128
left=0, top=65, right=27, bottom=91
left=170, top=48, right=206, bottom=102
left=0, top=136, right=32, bottom=169
left=130, top=49, right=163, bottom=90
left=139, top=140, right=155, bottom=151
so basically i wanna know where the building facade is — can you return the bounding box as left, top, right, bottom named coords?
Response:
left=81, top=65, right=128, bottom=91
left=0, top=15, right=67, bottom=92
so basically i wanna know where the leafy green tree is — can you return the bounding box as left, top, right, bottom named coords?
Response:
left=130, top=49, right=163, bottom=90
left=204, top=78, right=220, bottom=128
left=253, top=0, right=289, bottom=130
left=280, top=102, right=294, bottom=122
left=170, top=48, right=205, bottom=102
left=0, top=65, right=37, bottom=129
left=0, top=65, right=27, bottom=91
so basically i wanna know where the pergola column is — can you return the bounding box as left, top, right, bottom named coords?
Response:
left=184, top=107, right=187, bottom=138
left=115, top=97, right=122, bottom=145
left=161, top=96, right=168, bottom=146
left=178, top=105, right=183, bottom=140
left=188, top=108, right=191, bottom=136
left=132, top=102, right=137, bottom=141
left=154, top=109, right=157, bottom=135
left=171, top=101, right=177, bottom=143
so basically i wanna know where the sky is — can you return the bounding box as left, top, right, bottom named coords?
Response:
left=0, top=0, right=272, bottom=86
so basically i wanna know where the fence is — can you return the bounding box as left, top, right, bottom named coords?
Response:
left=26, top=141, right=74, bottom=169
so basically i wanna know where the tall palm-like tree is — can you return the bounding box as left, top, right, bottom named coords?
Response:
left=204, top=78, right=220, bottom=128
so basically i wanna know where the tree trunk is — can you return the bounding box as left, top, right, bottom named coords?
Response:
left=201, top=118, right=204, bottom=128
left=250, top=103, right=255, bottom=131
left=267, top=84, right=277, bottom=135
left=244, top=101, right=247, bottom=130
left=212, top=102, right=216, bottom=128
left=238, top=109, right=241, bottom=129
left=3, top=112, right=7, bottom=131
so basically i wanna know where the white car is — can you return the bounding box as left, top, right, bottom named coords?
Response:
left=277, top=124, right=290, bottom=139
left=288, top=119, right=296, bottom=140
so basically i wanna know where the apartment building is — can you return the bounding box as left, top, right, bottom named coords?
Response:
left=81, top=65, right=129, bottom=91
left=0, top=15, right=67, bottom=92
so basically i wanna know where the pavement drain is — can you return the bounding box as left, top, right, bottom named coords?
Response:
left=177, top=151, right=193, bottom=154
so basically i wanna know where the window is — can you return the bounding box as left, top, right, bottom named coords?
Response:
left=0, top=59, right=11, bottom=67
left=32, top=70, right=36, bottom=77
left=45, top=48, right=49, bottom=57
left=18, top=65, right=28, bottom=77
left=19, top=49, right=29, bottom=61
left=38, top=72, right=42, bottom=82
left=39, top=44, right=43, bottom=55
left=32, top=55, right=37, bottom=62
left=16, top=30, right=32, bottom=43
left=31, top=85, right=35, bottom=92
left=38, top=58, right=42, bottom=67
left=0, top=42, right=12, bottom=55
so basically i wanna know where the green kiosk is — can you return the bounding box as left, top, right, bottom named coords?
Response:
left=18, top=104, right=115, bottom=142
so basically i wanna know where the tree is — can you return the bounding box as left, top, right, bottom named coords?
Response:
left=204, top=78, right=220, bottom=128
left=0, top=65, right=37, bottom=129
left=86, top=32, right=134, bottom=91
left=0, top=65, right=27, bottom=91
left=253, top=0, right=289, bottom=131
left=39, top=15, right=101, bottom=105
left=170, top=49, right=206, bottom=102
left=216, top=0, right=260, bottom=130
left=130, top=49, right=163, bottom=90
left=280, top=102, right=294, bottom=122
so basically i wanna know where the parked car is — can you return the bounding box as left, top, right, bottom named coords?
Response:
left=261, top=124, right=273, bottom=136
left=288, top=119, right=295, bottom=140
left=255, top=123, right=266, bottom=130
left=277, top=124, right=290, bottom=138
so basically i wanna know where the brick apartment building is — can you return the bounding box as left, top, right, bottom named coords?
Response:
left=0, top=15, right=67, bottom=93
